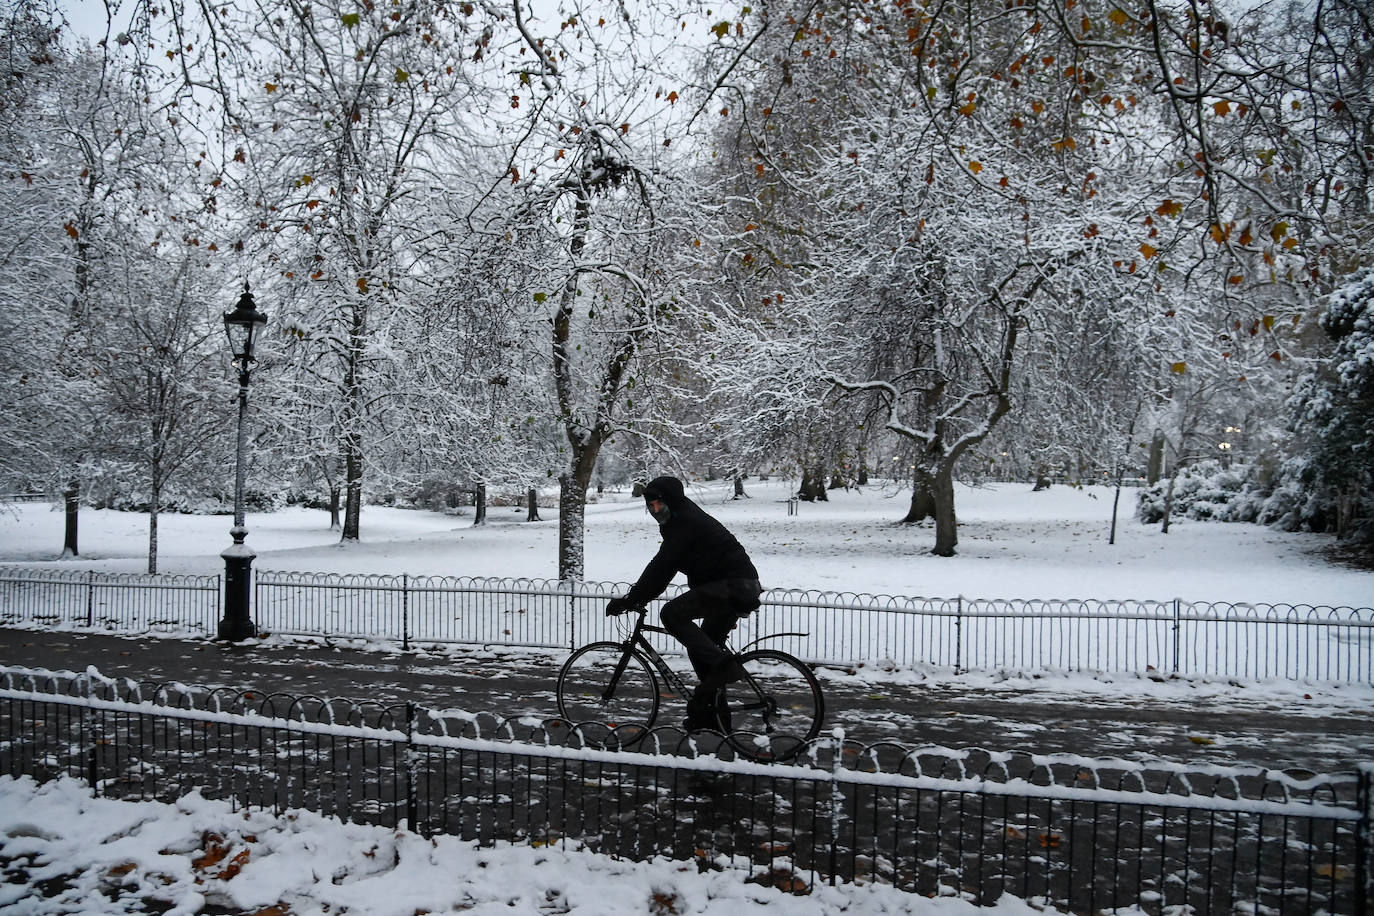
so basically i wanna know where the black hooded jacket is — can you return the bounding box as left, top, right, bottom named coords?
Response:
left=623, top=476, right=759, bottom=606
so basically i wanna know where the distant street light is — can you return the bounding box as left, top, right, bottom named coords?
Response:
left=219, top=283, right=267, bottom=642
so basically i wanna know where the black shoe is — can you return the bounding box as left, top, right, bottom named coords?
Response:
left=684, top=688, right=728, bottom=732
left=699, top=657, right=746, bottom=691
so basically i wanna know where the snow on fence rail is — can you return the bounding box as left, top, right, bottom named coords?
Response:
left=1, top=565, right=1371, bottom=682
left=0, top=666, right=1367, bottom=915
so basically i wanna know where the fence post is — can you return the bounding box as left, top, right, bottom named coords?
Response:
left=404, top=701, right=419, bottom=833
left=954, top=596, right=964, bottom=673
left=569, top=583, right=578, bottom=650
left=1357, top=763, right=1372, bottom=916
left=828, top=726, right=845, bottom=886
left=401, top=574, right=410, bottom=652
left=80, top=672, right=99, bottom=790
left=1172, top=598, right=1182, bottom=675
left=85, top=570, right=96, bottom=627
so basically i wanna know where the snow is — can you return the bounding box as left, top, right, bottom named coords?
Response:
left=0, top=775, right=1060, bottom=915
left=2, top=478, right=1370, bottom=607
left=1, top=478, right=1370, bottom=913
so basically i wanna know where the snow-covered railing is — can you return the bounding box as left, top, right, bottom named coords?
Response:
left=1, top=565, right=1370, bottom=682
left=0, top=666, right=1368, bottom=915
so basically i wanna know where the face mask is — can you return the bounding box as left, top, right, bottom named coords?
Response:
left=649, top=502, right=671, bottom=524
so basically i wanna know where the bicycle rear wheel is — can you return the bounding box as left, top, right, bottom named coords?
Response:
left=718, top=648, right=825, bottom=762
left=556, top=641, right=660, bottom=748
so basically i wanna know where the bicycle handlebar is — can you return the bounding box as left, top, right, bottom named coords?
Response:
left=604, top=600, right=647, bottom=618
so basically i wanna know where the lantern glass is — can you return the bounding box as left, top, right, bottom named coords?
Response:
left=223, top=285, right=267, bottom=363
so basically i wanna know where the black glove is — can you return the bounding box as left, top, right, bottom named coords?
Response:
left=605, top=597, right=632, bottom=617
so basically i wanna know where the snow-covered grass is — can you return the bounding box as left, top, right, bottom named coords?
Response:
left=2, top=478, right=1370, bottom=607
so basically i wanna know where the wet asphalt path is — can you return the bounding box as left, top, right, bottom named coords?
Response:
left=1, top=628, right=1369, bottom=774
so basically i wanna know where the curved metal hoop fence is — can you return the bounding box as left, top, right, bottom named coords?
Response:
left=0, top=666, right=1367, bottom=915
left=1, top=565, right=1370, bottom=682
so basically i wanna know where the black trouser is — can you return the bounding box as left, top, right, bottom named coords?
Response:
left=659, top=577, right=763, bottom=678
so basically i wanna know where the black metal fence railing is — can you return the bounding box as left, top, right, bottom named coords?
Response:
left=2, top=565, right=1371, bottom=683
left=0, top=566, right=219, bottom=634
left=251, top=572, right=1374, bottom=682
left=1, top=667, right=1369, bottom=915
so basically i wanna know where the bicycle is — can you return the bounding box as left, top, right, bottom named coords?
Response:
left=555, top=602, right=825, bottom=762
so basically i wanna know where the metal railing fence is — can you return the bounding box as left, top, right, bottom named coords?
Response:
left=252, top=571, right=1374, bottom=683
left=1, top=565, right=1371, bottom=683
left=0, top=566, right=219, bottom=634
left=1, top=667, right=1368, bottom=915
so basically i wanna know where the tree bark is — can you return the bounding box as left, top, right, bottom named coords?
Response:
left=900, top=468, right=936, bottom=524
left=147, top=467, right=161, bottom=575
left=328, top=485, right=341, bottom=530
left=558, top=472, right=588, bottom=580
left=340, top=297, right=367, bottom=542
left=342, top=433, right=363, bottom=541
left=1147, top=430, right=1166, bottom=484
left=930, top=464, right=958, bottom=556
left=1161, top=471, right=1178, bottom=534
left=798, top=465, right=827, bottom=501
left=526, top=487, right=541, bottom=522
left=473, top=483, right=487, bottom=526
left=62, top=479, right=79, bottom=558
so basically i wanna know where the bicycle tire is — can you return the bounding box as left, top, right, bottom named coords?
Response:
left=556, top=641, right=660, bottom=748
left=718, top=648, right=825, bottom=762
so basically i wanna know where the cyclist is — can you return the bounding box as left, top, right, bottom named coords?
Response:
left=605, top=475, right=764, bottom=730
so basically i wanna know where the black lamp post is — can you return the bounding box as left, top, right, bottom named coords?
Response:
left=218, top=282, right=267, bottom=642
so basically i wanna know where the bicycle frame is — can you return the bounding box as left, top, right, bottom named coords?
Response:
left=609, top=607, right=809, bottom=703
left=602, top=609, right=693, bottom=704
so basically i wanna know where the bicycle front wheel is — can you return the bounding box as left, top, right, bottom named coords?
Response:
left=719, top=649, right=825, bottom=762
left=556, top=642, right=660, bottom=746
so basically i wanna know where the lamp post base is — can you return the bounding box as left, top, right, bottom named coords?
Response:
left=219, top=541, right=257, bottom=641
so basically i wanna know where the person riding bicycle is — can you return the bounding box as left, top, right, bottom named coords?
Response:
left=605, top=475, right=764, bottom=730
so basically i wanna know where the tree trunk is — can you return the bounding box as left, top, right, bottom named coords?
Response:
left=798, top=465, right=827, bottom=501
left=1335, top=481, right=1358, bottom=539
left=473, top=483, right=487, bottom=526
left=340, top=296, right=368, bottom=542
left=1147, top=430, right=1166, bottom=484
left=733, top=475, right=747, bottom=499
left=900, top=468, right=936, bottom=524
left=1161, top=471, right=1178, bottom=534
left=147, top=472, right=160, bottom=575
left=930, top=464, right=958, bottom=556
left=342, top=432, right=363, bottom=541
left=526, top=487, right=541, bottom=522
left=62, top=479, right=79, bottom=558
left=558, top=472, right=588, bottom=580
left=328, top=485, right=341, bottom=530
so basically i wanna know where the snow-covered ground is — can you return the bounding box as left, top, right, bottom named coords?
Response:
left=0, top=775, right=1058, bottom=916
left=1, top=479, right=1369, bottom=914
left=2, top=478, right=1370, bottom=607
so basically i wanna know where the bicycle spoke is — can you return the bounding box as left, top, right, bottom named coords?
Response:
left=556, top=642, right=659, bottom=747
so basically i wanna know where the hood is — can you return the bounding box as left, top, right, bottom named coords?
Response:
left=642, top=475, right=686, bottom=508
